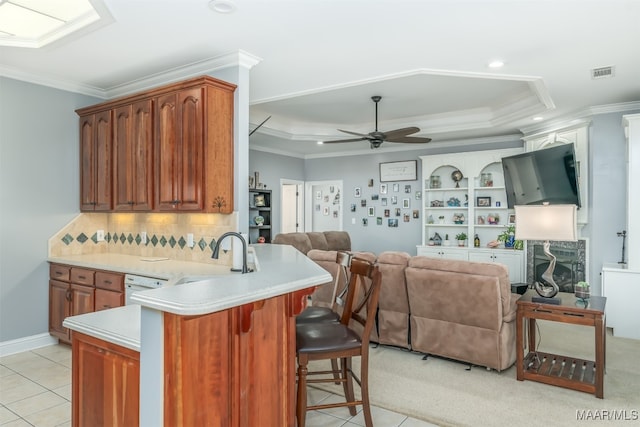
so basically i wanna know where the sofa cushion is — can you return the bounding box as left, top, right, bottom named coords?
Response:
left=375, top=251, right=411, bottom=349
left=306, top=232, right=329, bottom=251
left=323, top=231, right=351, bottom=251
left=272, top=232, right=312, bottom=254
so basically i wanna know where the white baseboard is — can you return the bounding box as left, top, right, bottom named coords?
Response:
left=0, top=333, right=59, bottom=357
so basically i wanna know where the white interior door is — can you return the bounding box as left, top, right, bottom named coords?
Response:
left=280, top=179, right=304, bottom=233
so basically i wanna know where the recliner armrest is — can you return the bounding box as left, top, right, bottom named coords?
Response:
left=502, top=293, right=521, bottom=323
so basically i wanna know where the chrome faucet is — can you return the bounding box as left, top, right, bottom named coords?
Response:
left=211, top=232, right=250, bottom=273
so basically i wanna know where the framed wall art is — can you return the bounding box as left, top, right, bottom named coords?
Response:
left=379, top=160, right=418, bottom=182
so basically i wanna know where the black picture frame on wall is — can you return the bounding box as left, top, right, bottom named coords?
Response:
left=379, top=160, right=417, bottom=182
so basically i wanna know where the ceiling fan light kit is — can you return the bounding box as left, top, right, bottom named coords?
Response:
left=326, top=96, right=432, bottom=149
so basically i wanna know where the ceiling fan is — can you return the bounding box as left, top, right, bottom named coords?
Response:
left=324, top=96, right=432, bottom=149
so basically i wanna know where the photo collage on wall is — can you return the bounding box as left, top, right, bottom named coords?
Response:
left=353, top=179, right=421, bottom=228
left=315, top=186, right=341, bottom=219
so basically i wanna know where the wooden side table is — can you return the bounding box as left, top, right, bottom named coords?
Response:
left=516, top=290, right=606, bottom=398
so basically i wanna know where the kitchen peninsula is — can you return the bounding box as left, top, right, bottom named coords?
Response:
left=62, top=244, right=331, bottom=426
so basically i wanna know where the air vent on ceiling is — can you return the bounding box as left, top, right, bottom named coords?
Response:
left=591, top=66, right=615, bottom=79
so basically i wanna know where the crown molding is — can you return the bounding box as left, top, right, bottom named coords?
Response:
left=0, top=65, right=108, bottom=98
left=106, top=50, right=262, bottom=98
left=0, top=49, right=261, bottom=99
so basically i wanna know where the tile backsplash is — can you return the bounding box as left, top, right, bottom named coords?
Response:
left=49, top=212, right=238, bottom=264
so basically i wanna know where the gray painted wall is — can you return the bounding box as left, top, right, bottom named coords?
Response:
left=303, top=140, right=523, bottom=255
left=0, top=77, right=101, bottom=342
left=249, top=150, right=305, bottom=238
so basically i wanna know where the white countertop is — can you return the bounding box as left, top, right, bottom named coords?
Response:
left=130, top=244, right=329, bottom=315
left=63, top=305, right=141, bottom=351
left=61, top=244, right=331, bottom=348
left=48, top=252, right=233, bottom=284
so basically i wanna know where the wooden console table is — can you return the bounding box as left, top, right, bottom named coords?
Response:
left=516, top=291, right=606, bottom=398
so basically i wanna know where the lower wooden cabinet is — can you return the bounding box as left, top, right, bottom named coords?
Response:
left=72, top=332, right=139, bottom=427
left=49, top=264, right=124, bottom=342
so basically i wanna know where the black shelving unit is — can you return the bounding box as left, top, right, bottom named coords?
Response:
left=249, top=189, right=272, bottom=243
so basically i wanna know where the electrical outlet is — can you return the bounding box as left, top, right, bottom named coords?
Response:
left=96, top=230, right=105, bottom=242
left=187, top=233, right=194, bottom=248
left=141, top=232, right=147, bottom=244
left=351, top=218, right=356, bottom=225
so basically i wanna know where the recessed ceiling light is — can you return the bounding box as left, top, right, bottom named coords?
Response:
left=208, top=0, right=237, bottom=13
left=488, top=60, right=505, bottom=68
left=533, top=116, right=544, bottom=121
left=317, top=141, right=324, bottom=145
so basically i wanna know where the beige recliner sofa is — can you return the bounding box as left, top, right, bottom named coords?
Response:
left=405, top=256, right=519, bottom=371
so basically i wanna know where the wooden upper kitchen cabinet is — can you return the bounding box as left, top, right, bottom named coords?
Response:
left=155, top=79, right=235, bottom=213
left=155, top=87, right=204, bottom=211
left=76, top=76, right=236, bottom=214
left=79, top=110, right=112, bottom=211
left=113, top=100, right=154, bottom=211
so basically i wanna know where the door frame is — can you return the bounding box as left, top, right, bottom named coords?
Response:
left=280, top=179, right=304, bottom=234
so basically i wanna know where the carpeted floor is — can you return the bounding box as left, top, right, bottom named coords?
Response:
left=310, top=321, right=640, bottom=426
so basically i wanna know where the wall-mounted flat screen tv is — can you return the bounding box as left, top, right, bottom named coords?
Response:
left=501, top=143, right=581, bottom=208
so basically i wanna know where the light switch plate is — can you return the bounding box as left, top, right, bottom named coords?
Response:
left=96, top=230, right=104, bottom=242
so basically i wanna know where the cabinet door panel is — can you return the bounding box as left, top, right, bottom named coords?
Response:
left=74, top=334, right=139, bottom=427
left=94, top=110, right=112, bottom=211
left=177, top=88, right=204, bottom=211
left=49, top=280, right=70, bottom=341
left=79, top=115, right=96, bottom=211
left=155, top=93, right=179, bottom=210
left=113, top=105, right=133, bottom=210
left=71, top=284, right=94, bottom=316
left=114, top=101, right=154, bottom=211
left=131, top=99, right=154, bottom=210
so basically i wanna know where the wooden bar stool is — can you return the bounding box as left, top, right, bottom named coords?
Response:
left=296, top=250, right=352, bottom=325
left=295, top=257, right=382, bottom=427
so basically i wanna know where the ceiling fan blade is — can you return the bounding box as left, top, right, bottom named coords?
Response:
left=387, top=136, right=432, bottom=144
left=324, top=137, right=369, bottom=144
left=249, top=115, right=272, bottom=136
left=337, top=129, right=371, bottom=138
left=382, top=127, right=421, bottom=139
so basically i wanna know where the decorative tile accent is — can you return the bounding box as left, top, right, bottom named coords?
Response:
left=169, top=236, right=177, bottom=248
left=127, top=233, right=133, bottom=244
left=76, top=233, right=88, bottom=243
left=209, top=239, right=217, bottom=251
left=91, top=232, right=98, bottom=244
left=151, top=235, right=158, bottom=246
left=135, top=234, right=142, bottom=245
left=178, top=236, right=186, bottom=249
left=198, top=238, right=207, bottom=251
left=119, top=234, right=126, bottom=244
left=106, top=232, right=112, bottom=242
left=159, top=236, right=167, bottom=247
left=112, top=233, right=118, bottom=243
left=61, top=234, right=74, bottom=245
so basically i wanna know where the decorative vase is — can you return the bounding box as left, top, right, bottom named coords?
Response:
left=504, top=235, right=515, bottom=248
left=458, top=240, right=465, bottom=247
left=254, top=215, right=264, bottom=226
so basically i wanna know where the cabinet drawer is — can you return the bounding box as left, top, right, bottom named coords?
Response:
left=71, top=268, right=95, bottom=286
left=50, top=264, right=70, bottom=282
left=95, top=289, right=124, bottom=311
left=96, top=271, right=124, bottom=292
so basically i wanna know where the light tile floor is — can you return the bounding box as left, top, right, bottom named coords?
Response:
left=0, top=344, right=438, bottom=427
